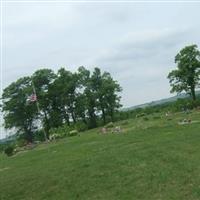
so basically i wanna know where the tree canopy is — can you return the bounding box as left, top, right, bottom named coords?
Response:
left=168, top=44, right=200, bottom=100
left=2, top=67, right=122, bottom=142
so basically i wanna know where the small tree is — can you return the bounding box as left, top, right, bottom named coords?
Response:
left=168, top=44, right=200, bottom=101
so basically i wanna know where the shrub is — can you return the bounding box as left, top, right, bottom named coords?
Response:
left=4, top=145, right=14, bottom=156
left=120, top=120, right=129, bottom=126
left=49, top=133, right=61, bottom=140
left=49, top=124, right=71, bottom=139
left=75, top=122, right=88, bottom=132
left=167, top=118, right=172, bottom=121
left=33, top=130, right=46, bottom=142
left=49, top=123, right=82, bottom=139
left=16, top=138, right=27, bottom=147
left=153, top=116, right=161, bottom=120
left=69, top=130, right=78, bottom=137
left=143, top=117, right=149, bottom=121
left=136, top=113, right=146, bottom=118
left=0, top=144, right=6, bottom=153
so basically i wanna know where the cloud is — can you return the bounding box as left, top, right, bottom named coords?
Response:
left=83, top=27, right=200, bottom=107
left=91, top=28, right=189, bottom=78
left=2, top=3, right=200, bottom=105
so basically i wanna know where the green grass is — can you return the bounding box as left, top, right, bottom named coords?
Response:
left=1, top=111, right=200, bottom=200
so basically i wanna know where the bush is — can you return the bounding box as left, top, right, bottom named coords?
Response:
left=4, top=146, right=14, bottom=156
left=75, top=122, right=88, bottom=132
left=49, top=133, right=62, bottom=140
left=120, top=120, right=129, bottom=126
left=153, top=116, right=161, bottom=120
left=136, top=113, right=146, bottom=118
left=69, top=130, right=78, bottom=137
left=33, top=130, right=46, bottom=142
left=0, top=144, right=6, bottom=153
left=49, top=124, right=81, bottom=139
left=16, top=138, right=27, bottom=147
left=167, top=118, right=172, bottom=121
left=49, top=124, right=71, bottom=139
left=143, top=117, right=149, bottom=121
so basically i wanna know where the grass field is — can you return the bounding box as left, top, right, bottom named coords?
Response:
left=1, top=111, right=200, bottom=200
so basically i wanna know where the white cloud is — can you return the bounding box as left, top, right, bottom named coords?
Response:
left=2, top=3, right=200, bottom=106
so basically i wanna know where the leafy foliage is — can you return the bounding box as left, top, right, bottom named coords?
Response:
left=2, top=77, right=38, bottom=142
left=168, top=45, right=200, bottom=100
left=2, top=67, right=122, bottom=143
left=4, top=145, right=14, bottom=156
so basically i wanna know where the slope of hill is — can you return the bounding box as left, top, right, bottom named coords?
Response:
left=1, top=111, right=200, bottom=199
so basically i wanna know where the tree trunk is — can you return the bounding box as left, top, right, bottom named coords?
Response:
left=88, top=109, right=97, bottom=128
left=71, top=111, right=76, bottom=123
left=44, top=111, right=50, bottom=138
left=110, top=109, right=114, bottom=122
left=191, top=86, right=196, bottom=101
left=24, top=127, right=33, bottom=143
left=27, top=132, right=33, bottom=143
left=63, top=112, right=70, bottom=126
left=101, top=108, right=106, bottom=124
left=81, top=115, right=87, bottom=125
left=99, top=97, right=106, bottom=124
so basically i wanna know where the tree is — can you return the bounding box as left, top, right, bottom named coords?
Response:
left=101, top=72, right=122, bottom=121
left=90, top=68, right=105, bottom=123
left=54, top=68, right=79, bottom=124
left=31, top=69, right=56, bottom=137
left=2, top=77, right=38, bottom=143
left=78, top=66, right=122, bottom=126
left=168, top=45, right=200, bottom=100
left=78, top=66, right=98, bottom=128
left=90, top=68, right=122, bottom=124
left=74, top=93, right=88, bottom=125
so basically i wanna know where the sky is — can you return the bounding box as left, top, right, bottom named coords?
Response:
left=1, top=1, right=200, bottom=138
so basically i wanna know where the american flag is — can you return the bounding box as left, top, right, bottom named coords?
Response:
left=27, top=94, right=37, bottom=102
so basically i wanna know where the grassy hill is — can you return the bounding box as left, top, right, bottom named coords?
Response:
left=1, top=110, right=200, bottom=199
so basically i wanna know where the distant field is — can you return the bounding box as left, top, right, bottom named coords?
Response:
left=1, top=111, right=200, bottom=200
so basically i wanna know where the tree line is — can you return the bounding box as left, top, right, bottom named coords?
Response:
left=2, top=44, right=200, bottom=144
left=2, top=67, right=122, bottom=142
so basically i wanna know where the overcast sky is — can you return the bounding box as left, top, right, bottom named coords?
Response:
left=1, top=1, right=200, bottom=138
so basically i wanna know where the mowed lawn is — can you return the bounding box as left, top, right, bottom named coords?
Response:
left=1, top=112, right=200, bottom=200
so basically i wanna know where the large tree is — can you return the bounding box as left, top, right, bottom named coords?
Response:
left=101, top=72, right=122, bottom=121
left=168, top=45, right=200, bottom=100
left=54, top=68, right=79, bottom=124
left=2, top=77, right=38, bottom=143
left=90, top=68, right=122, bottom=124
left=78, top=66, right=122, bottom=126
left=78, top=66, right=98, bottom=128
left=31, top=69, right=56, bottom=137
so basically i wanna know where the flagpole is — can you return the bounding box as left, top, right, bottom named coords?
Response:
left=31, top=80, right=48, bottom=142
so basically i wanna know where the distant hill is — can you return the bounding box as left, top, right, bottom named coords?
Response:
left=122, top=91, right=200, bottom=111
left=0, top=134, right=17, bottom=144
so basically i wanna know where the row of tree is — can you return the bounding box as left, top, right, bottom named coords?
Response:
left=2, top=44, right=200, bottom=144
left=2, top=67, right=122, bottom=142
